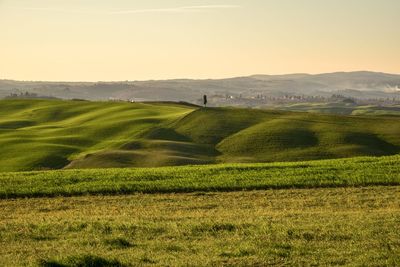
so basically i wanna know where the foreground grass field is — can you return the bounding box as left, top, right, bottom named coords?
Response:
left=0, top=155, right=399, bottom=198
left=0, top=187, right=399, bottom=266
left=1, top=99, right=400, bottom=171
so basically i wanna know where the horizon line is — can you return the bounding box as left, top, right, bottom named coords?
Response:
left=1, top=70, right=399, bottom=83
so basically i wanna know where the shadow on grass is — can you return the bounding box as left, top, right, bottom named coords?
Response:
left=104, top=238, right=134, bottom=249
left=39, top=255, right=129, bottom=267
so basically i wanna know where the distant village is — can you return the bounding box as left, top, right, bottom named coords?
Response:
left=5, top=92, right=59, bottom=100
left=4, top=90, right=400, bottom=108
left=202, top=93, right=400, bottom=107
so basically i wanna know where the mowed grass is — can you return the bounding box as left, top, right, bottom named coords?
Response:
left=0, top=187, right=399, bottom=266
left=0, top=155, right=399, bottom=198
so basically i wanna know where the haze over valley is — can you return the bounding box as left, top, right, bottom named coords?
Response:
left=2, top=71, right=400, bottom=107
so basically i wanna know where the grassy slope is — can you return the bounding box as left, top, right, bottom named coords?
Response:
left=1, top=155, right=399, bottom=198
left=173, top=107, right=400, bottom=163
left=1, top=187, right=399, bottom=266
left=0, top=99, right=194, bottom=172
left=1, top=99, right=400, bottom=171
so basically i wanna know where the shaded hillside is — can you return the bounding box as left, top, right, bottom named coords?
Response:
left=171, top=108, right=400, bottom=163
left=1, top=99, right=400, bottom=171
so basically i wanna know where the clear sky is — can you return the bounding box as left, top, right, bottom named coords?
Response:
left=0, top=0, right=399, bottom=81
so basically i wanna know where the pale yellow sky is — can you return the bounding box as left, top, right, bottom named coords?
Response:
left=0, top=0, right=399, bottom=81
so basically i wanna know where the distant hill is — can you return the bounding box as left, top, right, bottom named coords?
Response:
left=270, top=102, right=400, bottom=116
left=1, top=71, right=400, bottom=105
left=1, top=99, right=400, bottom=172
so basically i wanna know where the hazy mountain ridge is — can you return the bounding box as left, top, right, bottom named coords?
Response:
left=1, top=71, right=400, bottom=104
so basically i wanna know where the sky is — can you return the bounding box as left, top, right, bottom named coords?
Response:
left=0, top=0, right=399, bottom=81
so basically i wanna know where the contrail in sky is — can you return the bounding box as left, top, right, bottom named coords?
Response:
left=15, top=5, right=241, bottom=15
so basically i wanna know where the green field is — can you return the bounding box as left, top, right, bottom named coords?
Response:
left=1, top=187, right=399, bottom=266
left=0, top=155, right=399, bottom=199
left=1, top=99, right=400, bottom=266
left=1, top=99, right=400, bottom=172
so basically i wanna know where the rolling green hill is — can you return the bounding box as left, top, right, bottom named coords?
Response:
left=0, top=99, right=194, bottom=172
left=1, top=99, right=400, bottom=172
